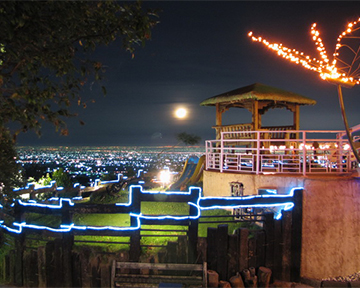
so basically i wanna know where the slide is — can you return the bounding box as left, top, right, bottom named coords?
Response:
left=169, top=155, right=205, bottom=191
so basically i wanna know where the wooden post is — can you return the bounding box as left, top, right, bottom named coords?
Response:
left=235, top=228, right=249, bottom=272
left=248, top=237, right=256, bottom=268
left=45, top=241, right=56, bottom=287
left=54, top=238, right=63, bottom=287
left=188, top=187, right=200, bottom=263
left=178, top=235, right=188, bottom=263
left=37, top=246, right=46, bottom=288
left=216, top=225, right=228, bottom=280
left=252, top=100, right=259, bottom=131
left=281, top=210, right=292, bottom=281
left=294, top=104, right=300, bottom=143
left=255, top=230, right=266, bottom=268
left=207, top=227, right=217, bottom=271
left=167, top=241, right=178, bottom=263
left=291, top=189, right=303, bottom=282
left=263, top=213, right=275, bottom=272
left=14, top=202, right=25, bottom=287
left=227, top=235, right=238, bottom=278
left=273, top=219, right=282, bottom=281
left=62, top=200, right=74, bottom=287
left=129, top=186, right=141, bottom=262
left=72, top=252, right=82, bottom=287
left=216, top=103, right=222, bottom=126
left=80, top=247, right=92, bottom=288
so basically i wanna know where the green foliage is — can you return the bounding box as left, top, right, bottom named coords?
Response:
left=0, top=129, right=25, bottom=207
left=52, top=168, right=71, bottom=188
left=89, top=187, right=129, bottom=204
left=176, top=132, right=201, bottom=145
left=0, top=1, right=158, bottom=137
left=38, top=173, right=52, bottom=186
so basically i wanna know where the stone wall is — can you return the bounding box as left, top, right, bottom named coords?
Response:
left=203, top=170, right=360, bottom=280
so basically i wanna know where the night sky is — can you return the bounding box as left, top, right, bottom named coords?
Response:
left=16, top=1, right=360, bottom=147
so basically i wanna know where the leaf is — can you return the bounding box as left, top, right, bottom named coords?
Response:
left=60, top=128, right=68, bottom=136
left=101, top=86, right=107, bottom=95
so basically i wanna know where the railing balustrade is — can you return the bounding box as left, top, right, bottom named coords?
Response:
left=206, top=129, right=360, bottom=175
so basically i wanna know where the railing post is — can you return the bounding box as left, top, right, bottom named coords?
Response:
left=302, top=131, right=307, bottom=176
left=256, top=131, right=260, bottom=174
left=220, top=133, right=224, bottom=173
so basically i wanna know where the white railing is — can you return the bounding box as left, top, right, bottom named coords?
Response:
left=205, top=129, right=360, bottom=176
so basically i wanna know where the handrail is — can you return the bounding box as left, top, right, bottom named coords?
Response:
left=205, top=129, right=360, bottom=176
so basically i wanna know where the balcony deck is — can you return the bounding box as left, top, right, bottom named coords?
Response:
left=205, top=128, right=360, bottom=176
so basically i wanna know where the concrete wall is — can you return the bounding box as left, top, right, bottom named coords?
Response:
left=203, top=170, right=360, bottom=280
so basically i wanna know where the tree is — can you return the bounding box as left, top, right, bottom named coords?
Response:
left=0, top=130, right=25, bottom=206
left=176, top=132, right=201, bottom=146
left=157, top=132, right=201, bottom=157
left=0, top=1, right=158, bottom=197
left=52, top=168, right=71, bottom=188
left=0, top=1, right=158, bottom=138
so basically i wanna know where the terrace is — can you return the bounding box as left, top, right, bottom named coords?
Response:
left=205, top=126, right=360, bottom=175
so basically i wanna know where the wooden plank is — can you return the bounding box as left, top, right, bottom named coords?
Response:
left=227, top=234, right=238, bottom=278
left=45, top=241, right=56, bottom=287
left=248, top=237, right=256, bottom=268
left=263, top=213, right=275, bottom=271
left=281, top=210, right=292, bottom=282
left=235, top=228, right=249, bottom=271
left=255, top=230, right=266, bottom=268
left=14, top=234, right=24, bottom=287
left=273, top=218, right=282, bottom=281
left=62, top=233, right=74, bottom=287
left=54, top=238, right=63, bottom=287
left=111, top=260, right=116, bottom=288
left=216, top=224, right=228, bottom=280
left=177, top=235, right=188, bottom=263
left=291, top=189, right=303, bottom=282
left=115, top=262, right=203, bottom=271
left=167, top=241, right=177, bottom=263
left=37, top=246, right=46, bottom=287
left=207, top=227, right=217, bottom=271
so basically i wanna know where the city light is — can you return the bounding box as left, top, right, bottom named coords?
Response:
left=159, top=169, right=171, bottom=186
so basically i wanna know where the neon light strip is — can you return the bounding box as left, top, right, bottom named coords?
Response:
left=1, top=187, right=302, bottom=234
left=18, top=198, right=75, bottom=208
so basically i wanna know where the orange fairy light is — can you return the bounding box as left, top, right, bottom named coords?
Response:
left=248, top=18, right=360, bottom=163
left=248, top=17, right=360, bottom=87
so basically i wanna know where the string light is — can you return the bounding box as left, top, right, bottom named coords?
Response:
left=248, top=17, right=360, bottom=86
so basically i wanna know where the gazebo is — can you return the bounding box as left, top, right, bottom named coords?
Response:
left=200, top=83, right=316, bottom=145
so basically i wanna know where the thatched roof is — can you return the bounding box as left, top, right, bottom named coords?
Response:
left=200, top=83, right=317, bottom=107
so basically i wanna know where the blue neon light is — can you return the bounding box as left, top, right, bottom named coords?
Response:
left=0, top=186, right=303, bottom=234
left=18, top=198, right=75, bottom=208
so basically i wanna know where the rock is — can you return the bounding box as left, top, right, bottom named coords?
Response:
left=229, top=272, right=245, bottom=288
left=257, top=266, right=272, bottom=288
left=219, top=280, right=232, bottom=288
left=208, top=270, right=219, bottom=287
left=270, top=281, right=293, bottom=288
left=242, top=268, right=257, bottom=288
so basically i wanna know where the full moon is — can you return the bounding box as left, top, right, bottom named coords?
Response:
left=174, top=108, right=187, bottom=119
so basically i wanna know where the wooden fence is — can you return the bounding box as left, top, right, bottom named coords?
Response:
left=0, top=187, right=303, bottom=287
